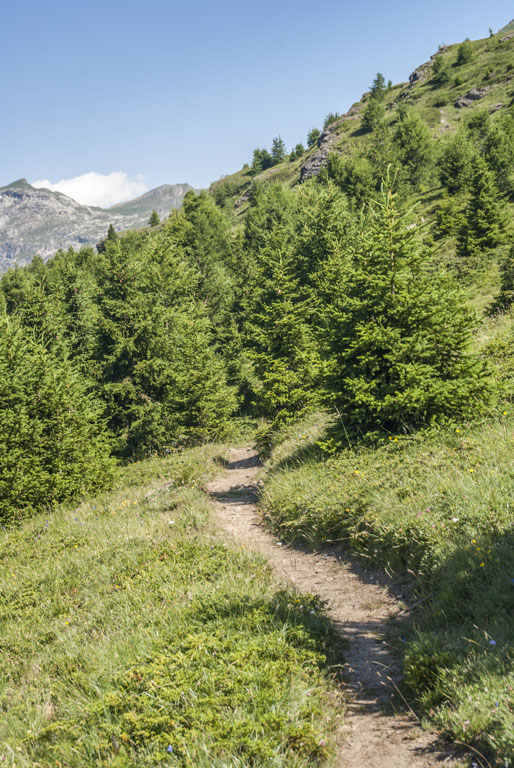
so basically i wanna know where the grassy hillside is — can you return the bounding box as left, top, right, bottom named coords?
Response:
left=0, top=443, right=343, bottom=767
left=211, top=26, right=514, bottom=218
left=258, top=411, right=514, bottom=764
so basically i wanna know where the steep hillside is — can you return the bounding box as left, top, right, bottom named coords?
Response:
left=0, top=179, right=193, bottom=272
left=211, top=25, right=514, bottom=214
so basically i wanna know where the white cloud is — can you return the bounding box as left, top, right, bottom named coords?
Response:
left=31, top=171, right=148, bottom=208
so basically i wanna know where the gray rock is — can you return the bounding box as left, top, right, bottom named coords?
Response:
left=0, top=179, right=193, bottom=272
left=454, top=86, right=491, bottom=108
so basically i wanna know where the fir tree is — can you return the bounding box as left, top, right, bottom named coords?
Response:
left=149, top=210, right=160, bottom=226
left=370, top=72, right=386, bottom=100
left=271, top=136, right=286, bottom=164
left=243, top=222, right=319, bottom=425
left=307, top=128, right=321, bottom=148
left=324, top=179, right=489, bottom=434
left=432, top=55, right=451, bottom=85
left=361, top=97, right=385, bottom=133
left=393, top=109, right=433, bottom=189
left=0, top=312, right=114, bottom=522
left=457, top=39, right=473, bottom=65
left=438, top=132, right=474, bottom=194
left=457, top=156, right=505, bottom=266
left=93, top=231, right=235, bottom=457
left=319, top=154, right=376, bottom=208
left=492, top=243, right=514, bottom=311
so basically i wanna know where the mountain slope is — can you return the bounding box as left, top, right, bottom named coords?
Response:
left=211, top=25, right=514, bottom=213
left=0, top=179, right=193, bottom=272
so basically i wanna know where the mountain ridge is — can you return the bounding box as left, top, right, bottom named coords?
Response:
left=0, top=179, right=193, bottom=272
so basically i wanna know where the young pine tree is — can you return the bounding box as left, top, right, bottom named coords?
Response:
left=243, top=222, right=320, bottom=426
left=271, top=136, right=286, bottom=165
left=0, top=313, right=113, bottom=523
left=491, top=243, right=514, bottom=312
left=93, top=231, right=235, bottom=458
left=457, top=155, right=505, bottom=268
left=324, top=179, right=490, bottom=434
left=393, top=109, right=433, bottom=190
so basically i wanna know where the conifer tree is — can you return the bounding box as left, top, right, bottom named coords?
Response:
left=319, top=153, right=376, bottom=208
left=362, top=97, right=385, bottom=133
left=362, top=73, right=387, bottom=133
left=457, top=155, right=505, bottom=266
left=0, top=313, right=113, bottom=522
left=438, top=132, right=474, bottom=194
left=324, top=179, right=489, bottom=434
left=93, top=231, right=235, bottom=457
left=243, top=222, right=319, bottom=425
left=271, top=136, right=286, bottom=165
left=393, top=109, right=433, bottom=189
left=307, top=128, right=321, bottom=148
left=149, top=210, right=160, bottom=226
left=166, top=191, right=235, bottom=335
left=492, top=243, right=514, bottom=311
left=457, top=40, right=473, bottom=65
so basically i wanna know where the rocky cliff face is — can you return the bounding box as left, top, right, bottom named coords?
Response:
left=0, top=179, right=193, bottom=272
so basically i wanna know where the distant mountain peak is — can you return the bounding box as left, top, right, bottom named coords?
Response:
left=0, top=181, right=193, bottom=272
left=0, top=178, right=34, bottom=192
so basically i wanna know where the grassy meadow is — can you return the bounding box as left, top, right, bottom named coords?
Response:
left=0, top=444, right=343, bottom=767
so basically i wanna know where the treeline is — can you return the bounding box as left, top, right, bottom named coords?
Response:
left=2, top=99, right=513, bottom=522
left=0, top=195, right=238, bottom=521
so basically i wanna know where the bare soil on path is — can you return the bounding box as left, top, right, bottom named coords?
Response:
left=207, top=446, right=465, bottom=768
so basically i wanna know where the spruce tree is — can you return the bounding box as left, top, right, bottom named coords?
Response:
left=324, top=180, right=489, bottom=434
left=307, top=128, right=321, bottom=148
left=271, top=136, right=286, bottom=164
left=243, top=221, right=320, bottom=425
left=491, top=243, right=514, bottom=311
left=457, top=156, right=505, bottom=266
left=0, top=313, right=113, bottom=522
left=149, top=210, right=160, bottom=226
left=393, top=109, right=433, bottom=189
left=362, top=97, right=385, bottom=133
left=93, top=230, right=235, bottom=457
left=438, top=132, right=474, bottom=194
left=457, top=40, right=473, bottom=65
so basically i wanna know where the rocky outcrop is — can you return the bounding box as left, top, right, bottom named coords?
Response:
left=299, top=107, right=361, bottom=182
left=0, top=180, right=193, bottom=272
left=454, top=86, right=492, bottom=108
left=409, top=62, right=431, bottom=85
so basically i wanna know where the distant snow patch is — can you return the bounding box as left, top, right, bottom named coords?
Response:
left=31, top=171, right=148, bottom=208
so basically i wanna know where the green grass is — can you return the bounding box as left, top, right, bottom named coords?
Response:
left=0, top=444, right=343, bottom=767
left=259, top=412, right=514, bottom=765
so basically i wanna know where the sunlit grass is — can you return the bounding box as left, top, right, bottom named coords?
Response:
left=0, top=444, right=343, bottom=767
left=260, top=413, right=514, bottom=764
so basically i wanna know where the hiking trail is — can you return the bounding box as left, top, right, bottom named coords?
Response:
left=207, top=446, right=464, bottom=768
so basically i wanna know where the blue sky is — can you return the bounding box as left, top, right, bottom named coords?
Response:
left=1, top=0, right=512, bottom=204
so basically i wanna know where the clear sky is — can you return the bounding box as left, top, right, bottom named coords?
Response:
left=1, top=0, right=512, bottom=205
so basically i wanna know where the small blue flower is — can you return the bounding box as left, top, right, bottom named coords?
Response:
left=167, top=745, right=173, bottom=753
left=489, top=639, right=497, bottom=646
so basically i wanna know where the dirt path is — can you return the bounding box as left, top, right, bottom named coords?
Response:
left=207, top=447, right=463, bottom=768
